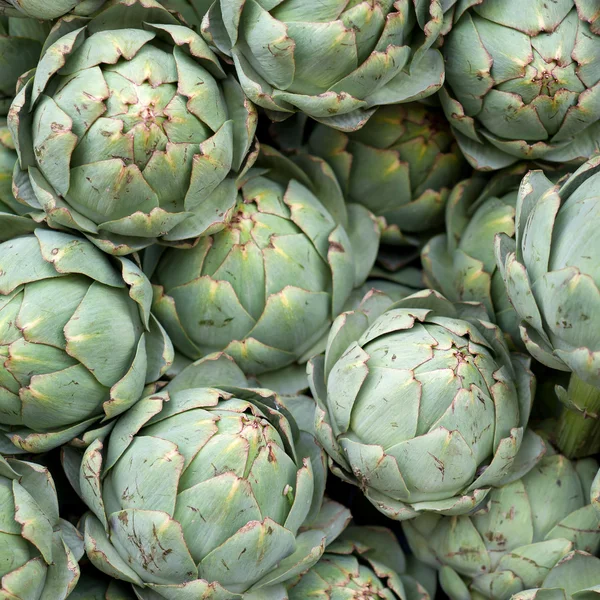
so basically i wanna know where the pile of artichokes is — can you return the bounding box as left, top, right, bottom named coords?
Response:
left=0, top=1, right=598, bottom=599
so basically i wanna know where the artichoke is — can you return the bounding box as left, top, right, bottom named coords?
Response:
left=308, top=288, right=546, bottom=521
left=70, top=353, right=351, bottom=599
left=201, top=0, right=446, bottom=131
left=8, top=0, right=258, bottom=256
left=422, top=166, right=541, bottom=348
left=0, top=229, right=173, bottom=453
left=509, top=551, right=600, bottom=600
left=287, top=524, right=436, bottom=600
left=150, top=145, right=380, bottom=376
left=0, top=455, right=82, bottom=599
left=403, top=452, right=600, bottom=600
left=308, top=103, right=469, bottom=243
left=440, top=0, right=600, bottom=171
left=0, top=14, right=49, bottom=114
left=495, top=156, right=600, bottom=457
left=0, top=0, right=105, bottom=18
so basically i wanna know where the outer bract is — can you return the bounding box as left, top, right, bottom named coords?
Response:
left=0, top=15, right=49, bottom=114
left=308, top=288, right=545, bottom=521
left=74, top=354, right=351, bottom=599
left=593, top=468, right=600, bottom=519
left=440, top=0, right=600, bottom=171
left=509, top=552, right=600, bottom=600
left=0, top=456, right=82, bottom=599
left=8, top=0, right=258, bottom=255
left=495, top=156, right=600, bottom=457
left=0, top=0, right=105, bottom=18
left=201, top=0, right=447, bottom=131
left=0, top=229, right=173, bottom=453
left=308, top=103, right=469, bottom=243
left=150, top=145, right=380, bottom=376
left=287, top=525, right=436, bottom=600
left=159, top=0, right=211, bottom=29
left=404, top=452, right=600, bottom=600
left=422, top=166, right=545, bottom=348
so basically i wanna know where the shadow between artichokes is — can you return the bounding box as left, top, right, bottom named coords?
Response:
left=403, top=450, right=600, bottom=600
left=201, top=0, right=447, bottom=131
left=440, top=0, right=600, bottom=171
left=64, top=353, right=352, bottom=599
left=308, top=288, right=546, bottom=521
left=0, top=229, right=173, bottom=453
left=8, top=0, right=258, bottom=256
left=148, top=145, right=380, bottom=376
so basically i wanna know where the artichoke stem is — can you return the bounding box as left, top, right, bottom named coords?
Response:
left=557, top=374, right=600, bottom=458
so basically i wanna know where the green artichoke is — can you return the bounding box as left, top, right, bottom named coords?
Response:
left=422, top=166, right=539, bottom=348
left=287, top=525, right=436, bottom=600
left=0, top=14, right=49, bottom=114
left=308, top=288, right=546, bottom=521
left=404, top=452, right=600, bottom=600
left=440, top=0, right=600, bottom=171
left=308, top=103, right=469, bottom=243
left=71, top=353, right=351, bottom=599
left=201, top=0, right=446, bottom=131
left=150, top=145, right=380, bottom=376
left=0, top=455, right=82, bottom=599
left=0, top=0, right=105, bottom=18
left=0, top=229, right=173, bottom=453
left=509, top=551, right=600, bottom=600
left=8, top=0, right=257, bottom=256
left=495, top=156, right=600, bottom=457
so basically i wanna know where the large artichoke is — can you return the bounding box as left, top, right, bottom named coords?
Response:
left=150, top=145, right=380, bottom=376
left=0, top=0, right=105, bottom=18
left=308, top=288, right=545, bottom=521
left=403, top=452, right=600, bottom=600
left=495, top=156, right=600, bottom=457
left=0, top=455, right=82, bottom=599
left=71, top=354, right=351, bottom=599
left=308, top=103, right=469, bottom=243
left=8, top=0, right=257, bottom=255
left=201, top=0, right=447, bottom=131
left=0, top=229, right=173, bottom=453
left=440, top=0, right=600, bottom=171
left=0, top=14, right=49, bottom=114
left=509, top=551, right=600, bottom=600
left=287, top=525, right=436, bottom=600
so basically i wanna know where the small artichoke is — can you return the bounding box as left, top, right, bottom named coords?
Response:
left=150, top=145, right=380, bottom=376
left=308, top=288, right=545, bottom=521
left=0, top=14, right=49, bottom=114
left=440, top=0, right=600, bottom=171
left=201, top=0, right=446, bottom=131
left=9, top=0, right=257, bottom=255
left=0, top=456, right=82, bottom=599
left=0, top=229, right=173, bottom=453
left=72, top=354, right=350, bottom=599
left=495, top=156, right=600, bottom=457
left=509, top=551, right=600, bottom=600
left=308, top=103, right=469, bottom=243
left=404, top=452, right=600, bottom=600
left=287, top=525, right=436, bottom=600
left=0, top=0, right=105, bottom=19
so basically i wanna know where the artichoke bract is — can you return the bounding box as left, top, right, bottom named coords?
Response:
left=422, top=166, right=541, bottom=348
left=509, top=552, right=600, bottom=600
left=593, top=469, right=600, bottom=520
left=73, top=354, right=350, bottom=599
left=495, top=156, right=600, bottom=458
left=404, top=452, right=600, bottom=600
left=150, top=145, right=380, bottom=375
left=8, top=0, right=258, bottom=256
left=0, top=0, right=105, bottom=18
left=0, top=15, right=49, bottom=114
left=440, top=0, right=600, bottom=171
left=201, top=0, right=446, bottom=131
left=308, top=289, right=545, bottom=521
left=308, top=103, right=469, bottom=243
left=287, top=525, right=436, bottom=600
left=0, top=229, right=173, bottom=453
left=0, top=456, right=82, bottom=599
